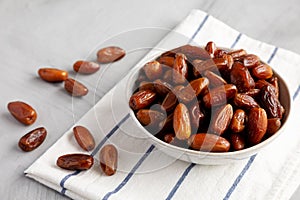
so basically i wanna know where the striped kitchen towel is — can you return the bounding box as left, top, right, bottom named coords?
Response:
left=25, top=9, right=300, bottom=200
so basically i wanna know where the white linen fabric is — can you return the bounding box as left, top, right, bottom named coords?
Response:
left=25, top=9, right=300, bottom=200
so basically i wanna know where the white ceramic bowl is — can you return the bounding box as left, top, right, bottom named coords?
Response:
left=126, top=53, right=292, bottom=165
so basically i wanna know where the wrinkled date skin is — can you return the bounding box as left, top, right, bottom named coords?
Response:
left=202, top=84, right=237, bottom=108
left=210, top=104, right=233, bottom=135
left=233, top=93, right=259, bottom=110
left=260, top=85, right=283, bottom=118
left=57, top=154, right=94, bottom=170
left=64, top=78, right=88, bottom=97
left=38, top=68, right=68, bottom=82
left=230, top=109, right=246, bottom=133
left=247, top=107, right=268, bottom=145
left=100, top=144, right=118, bottom=176
left=8, top=101, right=37, bottom=125
left=242, top=54, right=260, bottom=68
left=230, top=62, right=255, bottom=92
left=73, top=60, right=100, bottom=74
left=173, top=103, right=191, bottom=140
left=173, top=53, right=188, bottom=84
left=97, top=46, right=125, bottom=63
left=188, top=133, right=230, bottom=152
left=73, top=126, right=95, bottom=151
left=129, top=90, right=157, bottom=110
left=18, top=127, right=47, bottom=152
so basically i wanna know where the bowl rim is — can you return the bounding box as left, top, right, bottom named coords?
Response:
left=127, top=48, right=292, bottom=158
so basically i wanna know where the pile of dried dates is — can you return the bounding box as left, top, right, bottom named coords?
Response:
left=129, top=41, right=285, bottom=152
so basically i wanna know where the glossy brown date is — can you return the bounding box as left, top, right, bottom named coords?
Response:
left=267, top=118, right=281, bottom=136
left=230, top=109, right=246, bottom=133
left=73, top=60, right=100, bottom=74
left=205, top=41, right=217, bottom=58
left=97, top=46, right=125, bottom=63
left=57, top=154, right=94, bottom=170
left=188, top=133, right=230, bottom=152
left=173, top=103, right=191, bottom=140
left=143, top=61, right=163, bottom=80
left=210, top=104, right=233, bottom=135
left=129, top=90, right=157, bottom=110
left=173, top=53, right=188, bottom=84
left=247, top=107, right=268, bottom=145
left=230, top=62, right=255, bottom=92
left=233, top=93, right=259, bottom=110
left=64, top=78, right=88, bottom=97
left=260, top=85, right=283, bottom=118
left=252, top=63, right=273, bottom=79
left=100, top=144, right=118, bottom=176
left=8, top=101, right=37, bottom=125
left=73, top=126, right=95, bottom=151
left=38, top=68, right=68, bottom=82
left=202, top=84, right=237, bottom=108
left=230, top=133, right=246, bottom=151
left=18, top=127, right=47, bottom=152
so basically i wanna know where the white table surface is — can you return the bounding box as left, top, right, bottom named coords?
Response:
left=0, top=0, right=299, bottom=199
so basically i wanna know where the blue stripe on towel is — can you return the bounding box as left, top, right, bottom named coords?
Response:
left=166, top=163, right=196, bottom=200
left=223, top=155, right=256, bottom=200
left=188, top=14, right=209, bottom=44
left=231, top=33, right=242, bottom=49
left=59, top=113, right=130, bottom=194
left=165, top=33, right=242, bottom=199
left=293, top=85, right=300, bottom=100
left=102, top=145, right=155, bottom=200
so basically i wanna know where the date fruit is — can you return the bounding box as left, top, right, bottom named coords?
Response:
left=210, top=104, right=233, bottom=135
left=260, top=85, right=283, bottom=118
left=233, top=93, right=259, bottom=110
left=230, top=133, right=245, bottom=151
left=8, top=101, right=37, bottom=125
left=267, top=118, right=281, bottom=136
left=38, top=68, right=68, bottom=82
left=18, top=127, right=47, bottom=152
left=143, top=61, right=163, bottom=80
left=188, top=133, right=230, bottom=152
left=97, top=46, right=125, bottom=63
left=64, top=78, right=88, bottom=97
left=129, top=90, right=157, bottom=110
left=247, top=107, right=268, bottom=145
left=230, top=109, right=246, bottom=133
left=173, top=103, right=191, bottom=140
left=173, top=53, right=188, bottom=84
left=73, top=60, right=100, bottom=74
left=73, top=126, right=95, bottom=151
left=100, top=144, right=118, bottom=176
left=230, top=62, right=255, bottom=92
left=202, top=84, right=237, bottom=108
left=252, top=64, right=273, bottom=79
left=57, top=154, right=94, bottom=170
